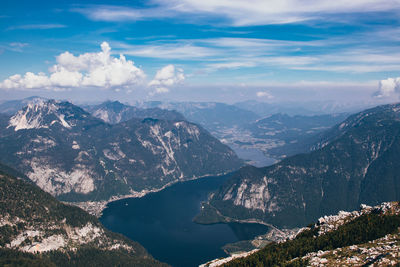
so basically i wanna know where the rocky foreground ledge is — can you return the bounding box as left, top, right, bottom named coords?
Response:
left=201, top=202, right=400, bottom=267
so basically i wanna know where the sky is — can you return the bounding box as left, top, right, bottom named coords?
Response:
left=1, top=0, right=400, bottom=105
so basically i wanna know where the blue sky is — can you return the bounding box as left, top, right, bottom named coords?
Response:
left=1, top=0, right=400, bottom=104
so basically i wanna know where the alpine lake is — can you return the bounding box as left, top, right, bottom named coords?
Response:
left=100, top=174, right=269, bottom=267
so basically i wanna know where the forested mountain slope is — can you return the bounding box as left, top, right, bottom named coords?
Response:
left=197, top=103, right=400, bottom=228
left=0, top=163, right=168, bottom=266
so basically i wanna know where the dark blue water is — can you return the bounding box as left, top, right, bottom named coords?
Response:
left=100, top=175, right=269, bottom=267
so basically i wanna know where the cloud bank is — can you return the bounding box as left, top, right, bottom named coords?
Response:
left=375, top=77, right=400, bottom=98
left=0, top=42, right=146, bottom=90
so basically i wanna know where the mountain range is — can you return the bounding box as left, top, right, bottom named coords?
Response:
left=133, top=101, right=348, bottom=162
left=196, top=103, right=400, bottom=228
left=1, top=97, right=400, bottom=266
left=136, top=101, right=260, bottom=133
left=1, top=98, right=351, bottom=166
left=234, top=100, right=370, bottom=117
left=0, top=99, right=242, bottom=205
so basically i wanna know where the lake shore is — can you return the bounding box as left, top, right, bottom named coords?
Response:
left=68, top=171, right=234, bottom=217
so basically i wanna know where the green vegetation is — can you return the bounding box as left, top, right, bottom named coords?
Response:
left=222, top=240, right=257, bottom=255
left=0, top=248, right=57, bottom=267
left=0, top=248, right=166, bottom=267
left=223, top=208, right=400, bottom=266
left=193, top=202, right=227, bottom=224
left=0, top=165, right=99, bottom=229
left=0, top=164, right=168, bottom=266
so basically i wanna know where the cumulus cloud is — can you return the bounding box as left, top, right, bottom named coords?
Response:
left=0, top=42, right=146, bottom=90
left=374, top=77, right=400, bottom=98
left=256, top=91, right=274, bottom=99
left=149, top=64, right=184, bottom=87
left=148, top=64, right=184, bottom=95
left=1, top=72, right=51, bottom=89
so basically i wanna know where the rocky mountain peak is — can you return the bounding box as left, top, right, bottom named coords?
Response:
left=7, top=99, right=90, bottom=131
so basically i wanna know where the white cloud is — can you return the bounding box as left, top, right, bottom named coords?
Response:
left=207, top=62, right=256, bottom=70
left=9, top=42, right=29, bottom=48
left=6, top=42, right=29, bottom=52
left=156, top=87, right=170, bottom=93
left=0, top=42, right=146, bottom=90
left=73, top=6, right=171, bottom=22
left=1, top=72, right=51, bottom=89
left=374, top=77, right=400, bottom=98
left=76, top=1, right=400, bottom=26
left=148, top=87, right=170, bottom=96
left=49, top=67, right=83, bottom=87
left=148, top=65, right=184, bottom=95
left=122, top=43, right=216, bottom=59
left=149, top=65, right=184, bottom=87
left=7, top=24, right=67, bottom=30
left=161, top=0, right=400, bottom=25
left=111, top=31, right=400, bottom=74
left=116, top=35, right=400, bottom=74
left=256, top=91, right=274, bottom=99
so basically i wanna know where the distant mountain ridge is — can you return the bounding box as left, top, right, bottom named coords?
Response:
left=196, top=103, right=400, bottom=228
left=135, top=101, right=347, bottom=162
left=85, top=100, right=185, bottom=124
left=0, top=99, right=243, bottom=204
left=137, top=101, right=260, bottom=131
left=244, top=112, right=348, bottom=159
left=0, top=96, right=48, bottom=115
left=234, top=100, right=370, bottom=117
